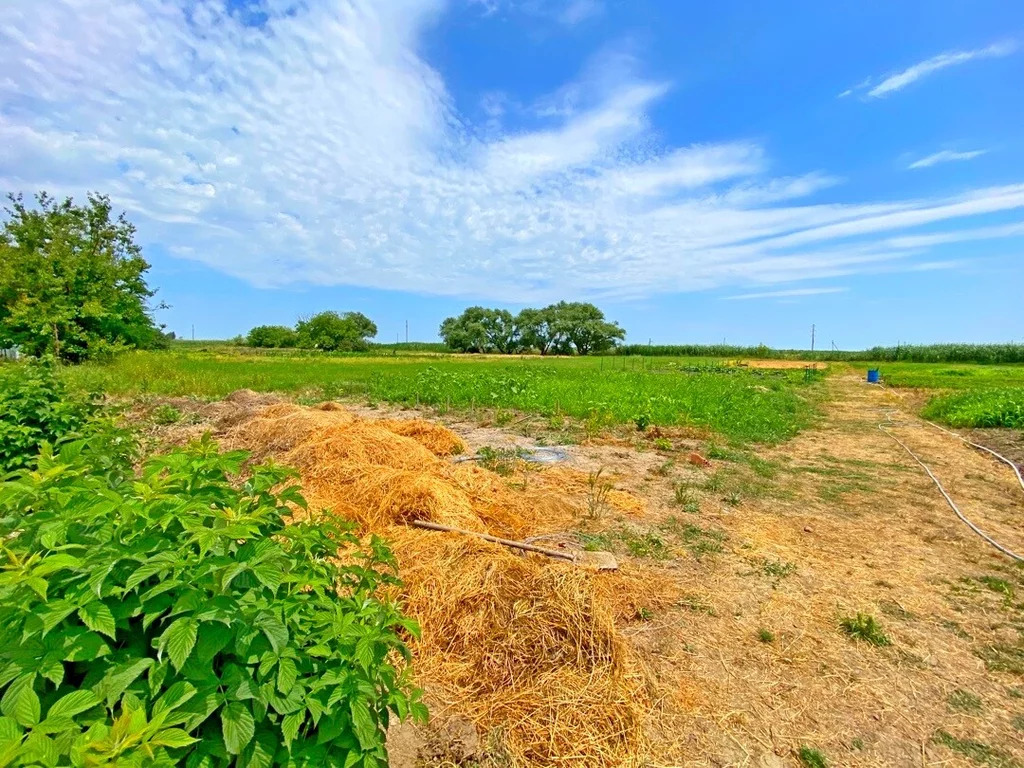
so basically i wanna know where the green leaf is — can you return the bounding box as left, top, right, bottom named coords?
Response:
left=256, top=615, right=288, bottom=654
left=281, top=711, right=303, bottom=748
left=152, top=681, right=197, bottom=717
left=0, top=718, right=20, bottom=741
left=349, top=699, right=376, bottom=752
left=150, top=728, right=199, bottom=748
left=46, top=690, right=99, bottom=720
left=242, top=729, right=277, bottom=768
left=77, top=602, right=116, bottom=639
left=96, top=658, right=152, bottom=706
left=354, top=637, right=375, bottom=671
left=161, top=618, right=199, bottom=672
left=11, top=684, right=40, bottom=728
left=221, top=702, right=255, bottom=755
left=275, top=658, right=297, bottom=695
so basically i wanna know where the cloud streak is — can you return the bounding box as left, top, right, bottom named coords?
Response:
left=0, top=2, right=1022, bottom=303
left=908, top=149, right=988, bottom=169
left=725, top=287, right=847, bottom=301
left=842, top=41, right=1016, bottom=99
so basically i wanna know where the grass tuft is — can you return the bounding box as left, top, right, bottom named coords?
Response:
left=797, top=746, right=828, bottom=767
left=839, top=613, right=890, bottom=646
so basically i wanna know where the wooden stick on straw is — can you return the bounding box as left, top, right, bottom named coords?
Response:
left=411, top=519, right=577, bottom=562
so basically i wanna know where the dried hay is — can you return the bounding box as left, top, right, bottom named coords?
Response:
left=225, top=401, right=666, bottom=767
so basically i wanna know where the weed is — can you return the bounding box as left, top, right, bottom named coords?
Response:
left=948, top=689, right=983, bottom=713
left=851, top=738, right=864, bottom=750
left=586, top=467, right=613, bottom=520
left=151, top=403, right=182, bottom=425
left=839, top=613, right=890, bottom=646
left=704, top=471, right=725, bottom=492
left=757, top=628, right=775, bottom=643
left=758, top=558, right=797, bottom=581
left=975, top=640, right=1024, bottom=675
left=978, top=575, right=1015, bottom=602
left=724, top=491, right=741, bottom=506
left=1012, top=715, right=1024, bottom=732
left=797, top=746, right=828, bottom=767
left=932, top=730, right=1021, bottom=767
left=476, top=445, right=527, bottom=476
left=660, top=517, right=726, bottom=559
left=653, top=437, right=673, bottom=451
left=653, top=459, right=676, bottom=477
left=672, top=483, right=701, bottom=513
left=1009, top=687, right=1024, bottom=700
left=637, top=607, right=654, bottom=621
left=678, top=595, right=715, bottom=615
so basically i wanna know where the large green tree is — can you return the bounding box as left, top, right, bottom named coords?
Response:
left=246, top=324, right=298, bottom=348
left=440, top=302, right=624, bottom=355
left=439, top=307, right=520, bottom=353
left=0, top=192, right=165, bottom=362
left=548, top=301, right=625, bottom=355
left=295, top=311, right=378, bottom=352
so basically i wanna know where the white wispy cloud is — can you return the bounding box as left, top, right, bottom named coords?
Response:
left=908, top=149, right=988, bottom=169
left=0, top=2, right=1021, bottom=303
left=725, top=287, right=847, bottom=301
left=559, top=0, right=603, bottom=25
left=842, top=41, right=1016, bottom=99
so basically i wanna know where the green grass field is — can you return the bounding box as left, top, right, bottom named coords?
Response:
left=64, top=351, right=823, bottom=443
left=876, top=362, right=1024, bottom=429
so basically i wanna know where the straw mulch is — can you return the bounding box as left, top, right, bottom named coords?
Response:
left=227, top=402, right=677, bottom=767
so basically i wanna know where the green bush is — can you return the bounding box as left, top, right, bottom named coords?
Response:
left=0, top=432, right=424, bottom=767
left=0, top=362, right=98, bottom=472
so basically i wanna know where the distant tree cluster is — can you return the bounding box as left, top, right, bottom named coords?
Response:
left=0, top=192, right=169, bottom=362
left=247, top=311, right=378, bottom=352
left=439, top=302, right=625, bottom=355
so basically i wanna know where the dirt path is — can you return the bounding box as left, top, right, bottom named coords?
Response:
left=634, top=374, right=1024, bottom=766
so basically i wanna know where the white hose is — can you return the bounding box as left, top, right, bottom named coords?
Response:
left=922, top=418, right=1024, bottom=494
left=877, top=411, right=1023, bottom=562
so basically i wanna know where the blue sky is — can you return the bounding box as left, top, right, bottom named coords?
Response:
left=1, top=0, right=1022, bottom=348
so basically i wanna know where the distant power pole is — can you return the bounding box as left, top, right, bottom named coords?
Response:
left=811, top=324, right=816, bottom=352
left=191, top=324, right=195, bottom=341
left=405, top=320, right=409, bottom=344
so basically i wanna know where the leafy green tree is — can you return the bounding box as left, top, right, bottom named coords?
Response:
left=0, top=430, right=425, bottom=767
left=439, top=308, right=519, bottom=353
left=516, top=307, right=557, bottom=355
left=548, top=301, right=625, bottom=355
left=295, top=312, right=378, bottom=352
left=247, top=325, right=298, bottom=348
left=0, top=192, right=166, bottom=362
left=438, top=307, right=489, bottom=353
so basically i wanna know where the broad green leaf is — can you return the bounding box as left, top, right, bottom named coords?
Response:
left=46, top=690, right=99, bottom=719
left=242, top=729, right=276, bottom=768
left=150, top=728, right=198, bottom=748
left=221, top=702, right=255, bottom=755
left=161, top=618, right=198, bottom=672
left=255, top=615, right=288, bottom=654
left=77, top=602, right=116, bottom=639
left=152, top=682, right=197, bottom=717
left=275, top=658, right=297, bottom=695
left=349, top=699, right=376, bottom=752
left=95, top=658, right=152, bottom=706
left=280, top=711, right=302, bottom=749
left=21, top=731, right=58, bottom=767
left=11, top=684, right=40, bottom=728
left=0, top=717, right=21, bottom=741
left=354, top=637, right=374, bottom=671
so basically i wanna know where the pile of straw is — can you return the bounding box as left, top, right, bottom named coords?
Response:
left=227, top=402, right=674, bottom=766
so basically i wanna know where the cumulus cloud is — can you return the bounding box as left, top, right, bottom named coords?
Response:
left=1, top=1, right=1023, bottom=302
left=908, top=149, right=988, bottom=169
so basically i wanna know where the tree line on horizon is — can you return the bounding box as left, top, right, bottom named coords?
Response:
left=245, top=311, right=378, bottom=352
left=439, top=302, right=625, bottom=355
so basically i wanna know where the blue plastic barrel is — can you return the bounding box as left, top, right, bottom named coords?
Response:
left=867, top=369, right=880, bottom=383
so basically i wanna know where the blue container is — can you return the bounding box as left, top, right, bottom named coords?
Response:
left=867, top=368, right=880, bottom=383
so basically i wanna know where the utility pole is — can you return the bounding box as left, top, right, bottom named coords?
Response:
left=405, top=320, right=409, bottom=344
left=811, top=324, right=815, bottom=352
left=191, top=324, right=194, bottom=341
